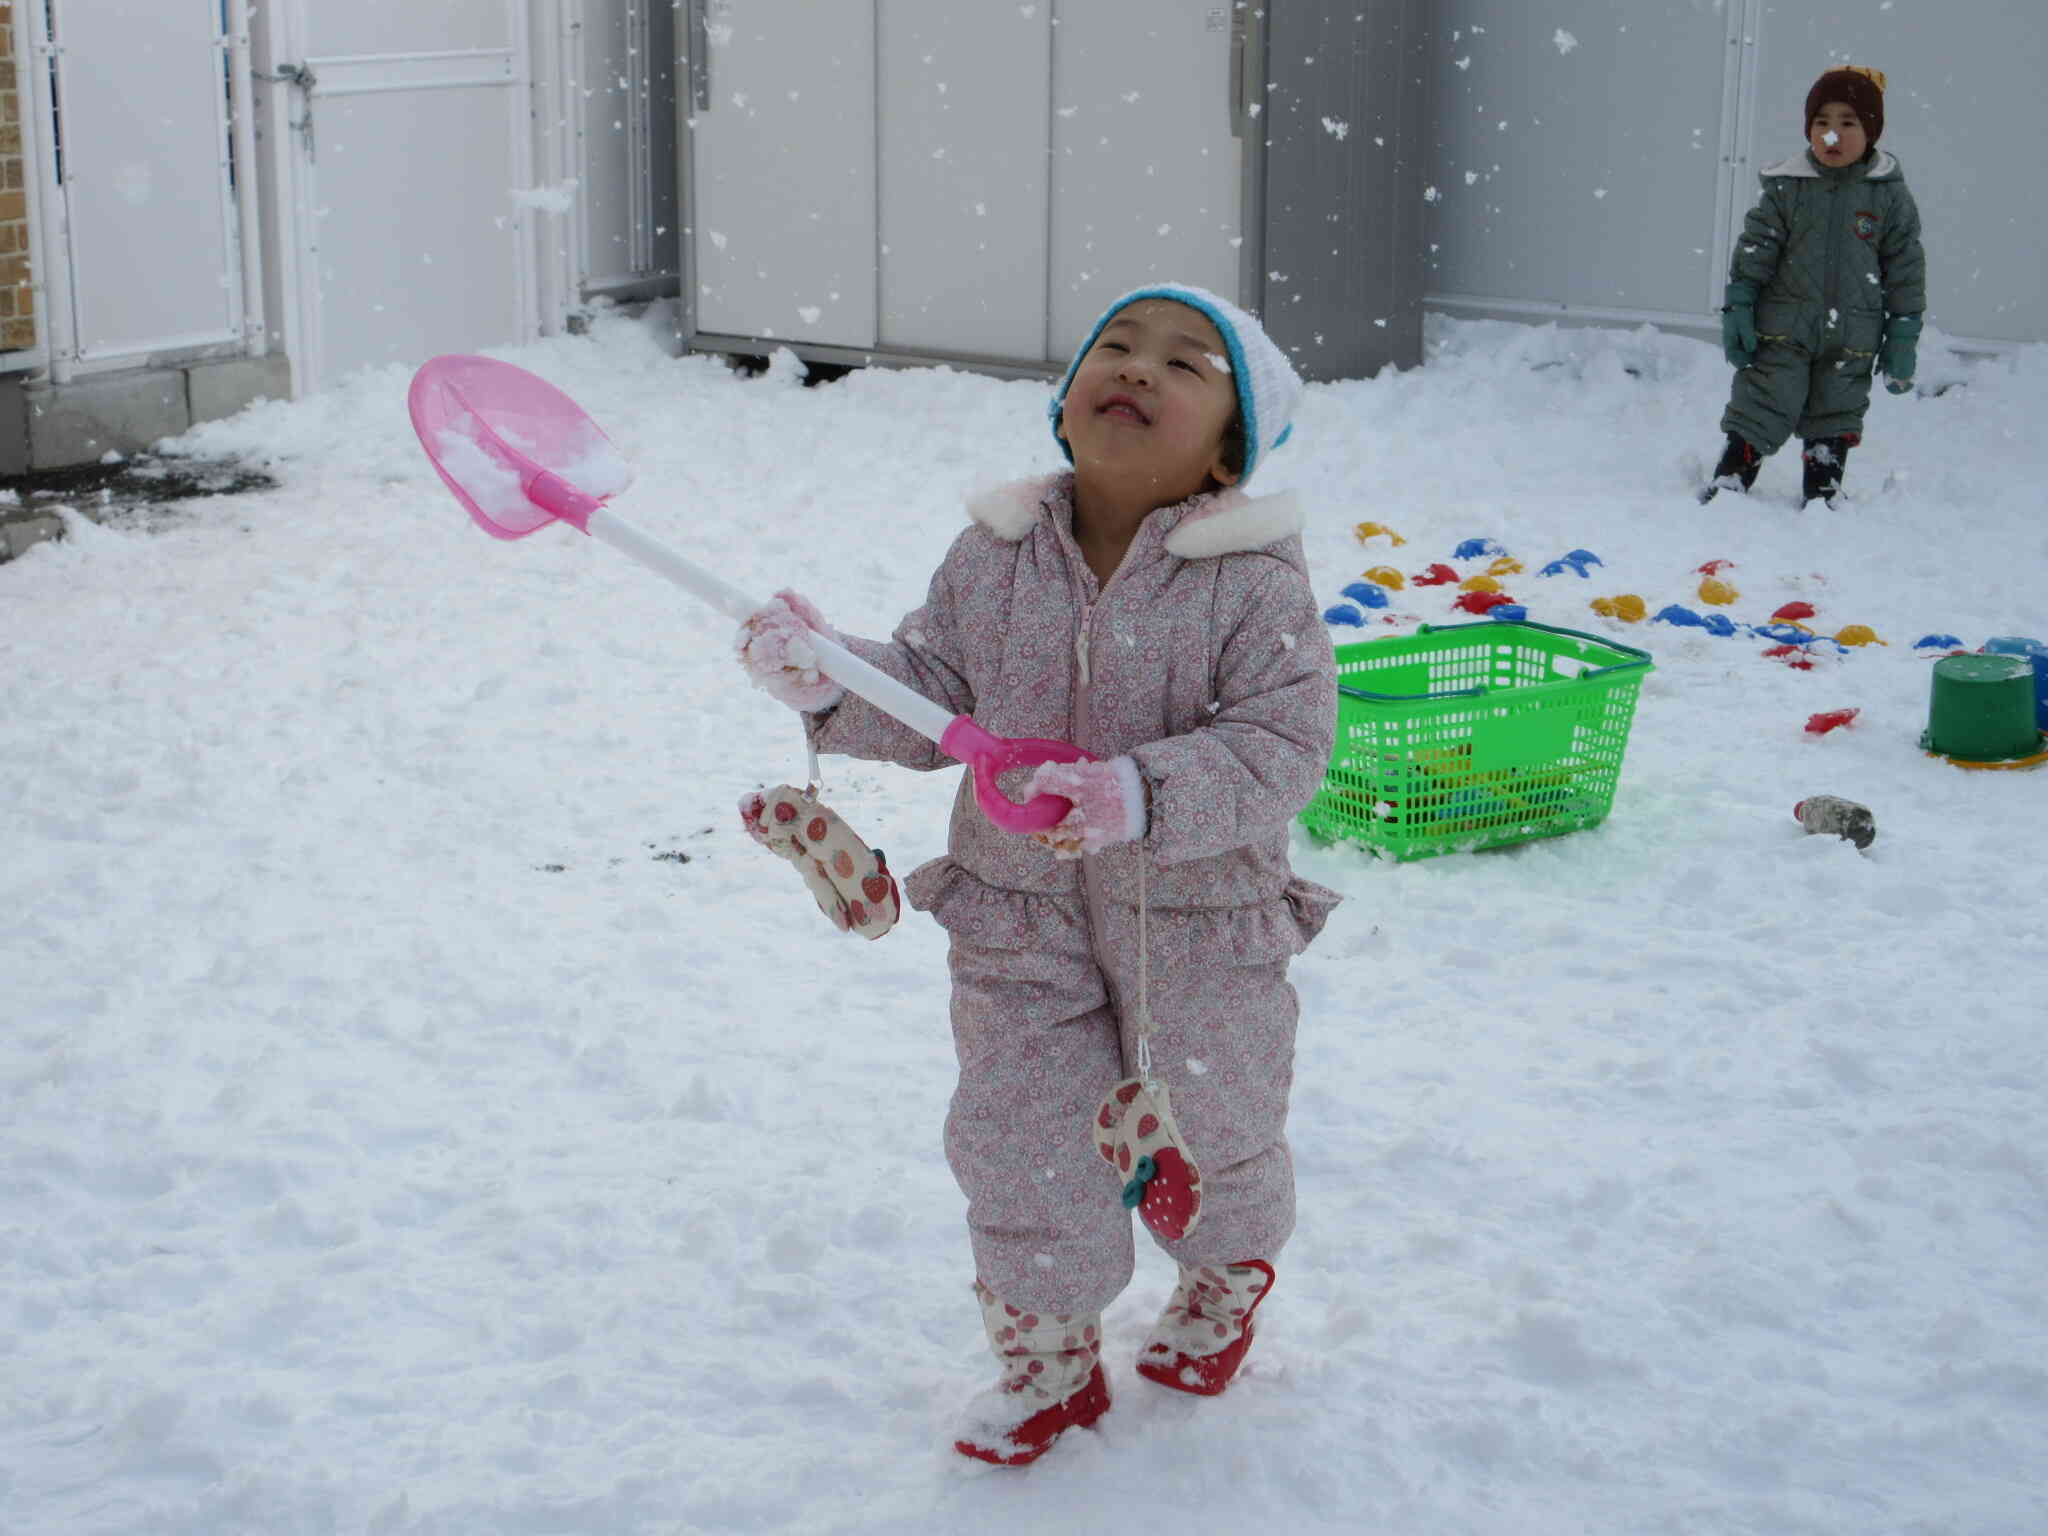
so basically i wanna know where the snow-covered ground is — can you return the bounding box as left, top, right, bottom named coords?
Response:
left=5, top=307, right=2046, bottom=1535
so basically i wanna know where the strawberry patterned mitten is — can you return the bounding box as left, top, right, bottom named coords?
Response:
left=1094, top=1077, right=1203, bottom=1241
left=739, top=785, right=900, bottom=940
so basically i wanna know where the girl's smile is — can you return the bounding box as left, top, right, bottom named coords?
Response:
left=1097, top=392, right=1151, bottom=425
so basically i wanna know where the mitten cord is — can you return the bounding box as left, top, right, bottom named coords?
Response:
left=1135, top=856, right=1155, bottom=1086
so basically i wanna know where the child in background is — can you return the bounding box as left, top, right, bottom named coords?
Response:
left=736, top=283, right=1339, bottom=1465
left=1703, top=65, right=1926, bottom=507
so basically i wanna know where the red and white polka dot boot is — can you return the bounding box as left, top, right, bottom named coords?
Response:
left=953, top=1278, right=1110, bottom=1467
left=1135, top=1260, right=1275, bottom=1397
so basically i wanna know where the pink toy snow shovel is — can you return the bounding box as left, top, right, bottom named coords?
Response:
left=407, top=355, right=1089, bottom=836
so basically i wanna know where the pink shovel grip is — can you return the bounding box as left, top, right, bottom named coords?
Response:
left=525, top=470, right=602, bottom=532
left=939, top=717, right=1094, bottom=834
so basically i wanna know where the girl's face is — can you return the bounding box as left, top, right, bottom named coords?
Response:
left=1809, top=102, right=1868, bottom=166
left=1057, top=299, right=1242, bottom=504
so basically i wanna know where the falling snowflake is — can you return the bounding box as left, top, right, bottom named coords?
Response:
left=1554, top=29, right=1578, bottom=55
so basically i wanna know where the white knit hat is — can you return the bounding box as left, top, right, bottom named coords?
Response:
left=1048, top=283, right=1304, bottom=486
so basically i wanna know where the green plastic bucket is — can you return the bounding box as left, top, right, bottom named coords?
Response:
left=1921, top=652, right=2041, bottom=762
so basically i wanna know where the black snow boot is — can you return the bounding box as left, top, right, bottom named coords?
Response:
left=1699, top=433, right=1762, bottom=503
left=1800, top=434, right=1859, bottom=507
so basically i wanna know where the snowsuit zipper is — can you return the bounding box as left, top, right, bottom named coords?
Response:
left=1062, top=532, right=1138, bottom=1070
left=1822, top=181, right=1842, bottom=341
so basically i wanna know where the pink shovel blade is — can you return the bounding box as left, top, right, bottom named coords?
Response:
left=408, top=355, right=635, bottom=539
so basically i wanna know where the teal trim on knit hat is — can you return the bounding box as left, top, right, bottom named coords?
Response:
left=1048, top=283, right=1299, bottom=485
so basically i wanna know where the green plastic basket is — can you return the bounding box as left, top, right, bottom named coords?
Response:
left=1300, top=619, right=1655, bottom=861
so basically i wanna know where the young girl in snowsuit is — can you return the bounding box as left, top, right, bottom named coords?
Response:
left=736, top=283, right=1339, bottom=1465
left=1704, top=65, right=1927, bottom=507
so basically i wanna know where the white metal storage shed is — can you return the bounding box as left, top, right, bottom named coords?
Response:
left=2, top=1, right=2041, bottom=481
left=675, top=0, right=1431, bottom=383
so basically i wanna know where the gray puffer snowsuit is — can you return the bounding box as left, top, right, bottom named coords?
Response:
left=1722, top=148, right=1926, bottom=451
left=807, top=472, right=1340, bottom=1315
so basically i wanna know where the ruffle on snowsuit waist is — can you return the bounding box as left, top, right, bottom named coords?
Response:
left=905, top=855, right=1340, bottom=964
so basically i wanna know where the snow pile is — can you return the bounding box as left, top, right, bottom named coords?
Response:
left=4, top=306, right=2045, bottom=1534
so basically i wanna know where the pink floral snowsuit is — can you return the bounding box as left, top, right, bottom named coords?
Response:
left=808, top=472, right=1339, bottom=1315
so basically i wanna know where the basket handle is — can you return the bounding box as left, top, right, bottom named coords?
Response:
left=1337, top=680, right=1486, bottom=704
left=1337, top=619, right=1654, bottom=704
left=1414, top=618, right=1656, bottom=680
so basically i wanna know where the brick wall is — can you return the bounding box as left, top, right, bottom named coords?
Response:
left=0, top=1, right=32, bottom=354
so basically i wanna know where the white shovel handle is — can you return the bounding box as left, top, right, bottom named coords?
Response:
left=586, top=508, right=957, bottom=746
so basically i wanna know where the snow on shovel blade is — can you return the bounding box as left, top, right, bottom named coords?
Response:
left=408, top=355, right=633, bottom=539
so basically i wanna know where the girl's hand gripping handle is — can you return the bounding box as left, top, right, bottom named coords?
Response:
left=939, top=718, right=1094, bottom=834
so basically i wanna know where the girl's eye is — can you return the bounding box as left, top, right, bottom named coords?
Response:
left=1099, top=340, right=1128, bottom=354
left=1170, top=359, right=1196, bottom=373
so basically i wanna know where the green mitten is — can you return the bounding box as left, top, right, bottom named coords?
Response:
left=1721, top=282, right=1758, bottom=368
left=1880, top=313, right=1922, bottom=395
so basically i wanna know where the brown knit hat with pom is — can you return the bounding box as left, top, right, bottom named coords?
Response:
left=1806, top=66, right=1887, bottom=147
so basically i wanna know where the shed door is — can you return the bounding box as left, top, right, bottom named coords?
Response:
left=1050, top=3, right=1243, bottom=359
left=688, top=0, right=877, bottom=348
left=282, top=0, right=536, bottom=388
left=875, top=1, right=1050, bottom=361
left=40, top=0, right=244, bottom=362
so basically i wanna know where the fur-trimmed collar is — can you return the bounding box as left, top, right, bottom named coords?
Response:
left=965, top=474, right=1304, bottom=559
left=1162, top=486, right=1306, bottom=558
left=1761, top=148, right=1899, bottom=180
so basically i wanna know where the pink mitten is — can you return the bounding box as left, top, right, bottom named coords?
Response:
left=1024, top=756, right=1147, bottom=859
left=735, top=590, right=845, bottom=713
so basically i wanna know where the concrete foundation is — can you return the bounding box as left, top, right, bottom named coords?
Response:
left=0, top=354, right=292, bottom=563
left=187, top=354, right=293, bottom=425
left=0, top=352, right=293, bottom=477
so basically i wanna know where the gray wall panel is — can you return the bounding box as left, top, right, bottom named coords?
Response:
left=576, top=0, right=680, bottom=296
left=1264, top=0, right=1430, bottom=380
left=1424, top=2, right=1733, bottom=320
